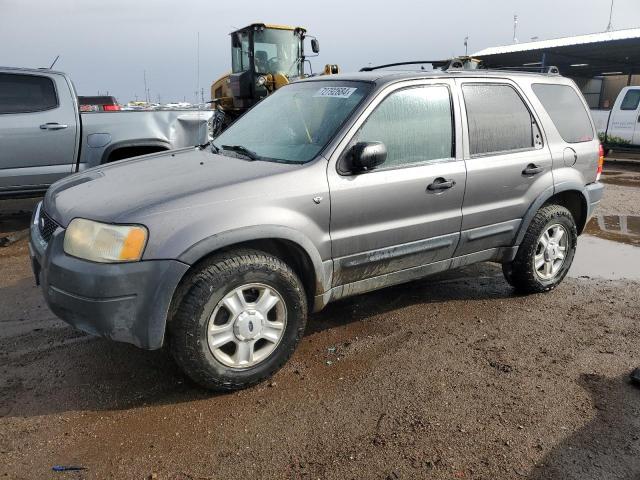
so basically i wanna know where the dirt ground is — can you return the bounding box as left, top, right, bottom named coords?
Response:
left=1, top=162, right=640, bottom=480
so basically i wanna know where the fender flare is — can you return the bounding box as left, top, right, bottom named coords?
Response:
left=177, top=225, right=332, bottom=296
left=513, top=182, right=589, bottom=246
left=100, top=139, right=171, bottom=165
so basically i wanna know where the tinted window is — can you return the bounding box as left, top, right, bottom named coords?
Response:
left=463, top=84, right=538, bottom=156
left=532, top=84, right=594, bottom=143
left=354, top=86, right=453, bottom=168
left=620, top=89, right=640, bottom=111
left=78, top=96, right=117, bottom=106
left=0, top=73, right=58, bottom=114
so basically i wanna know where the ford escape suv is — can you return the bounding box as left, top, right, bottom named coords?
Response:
left=30, top=69, right=604, bottom=390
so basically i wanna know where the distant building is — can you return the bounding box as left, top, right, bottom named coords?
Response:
left=473, top=28, right=640, bottom=109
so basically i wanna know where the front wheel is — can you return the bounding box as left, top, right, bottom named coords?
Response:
left=169, top=249, right=307, bottom=391
left=502, top=204, right=577, bottom=294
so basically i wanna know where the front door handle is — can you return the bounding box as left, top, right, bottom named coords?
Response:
left=40, top=123, right=68, bottom=130
left=522, top=164, right=543, bottom=176
left=427, top=177, right=456, bottom=191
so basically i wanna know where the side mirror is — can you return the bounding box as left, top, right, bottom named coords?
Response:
left=347, top=142, right=387, bottom=173
left=311, top=38, right=320, bottom=54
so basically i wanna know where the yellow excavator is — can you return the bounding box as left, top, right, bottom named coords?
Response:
left=210, top=23, right=338, bottom=134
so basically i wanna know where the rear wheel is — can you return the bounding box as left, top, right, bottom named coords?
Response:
left=169, top=249, right=307, bottom=391
left=502, top=204, right=577, bottom=294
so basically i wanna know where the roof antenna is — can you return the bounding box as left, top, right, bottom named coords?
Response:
left=49, top=55, right=60, bottom=69
left=513, top=15, right=519, bottom=44
left=606, top=0, right=614, bottom=31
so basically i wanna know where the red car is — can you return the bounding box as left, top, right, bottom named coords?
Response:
left=78, top=95, right=120, bottom=112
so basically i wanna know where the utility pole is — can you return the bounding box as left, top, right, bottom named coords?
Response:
left=606, top=0, right=615, bottom=31
left=196, top=32, right=200, bottom=104
left=513, top=15, right=519, bottom=44
left=143, top=70, right=150, bottom=103
left=464, top=36, right=469, bottom=56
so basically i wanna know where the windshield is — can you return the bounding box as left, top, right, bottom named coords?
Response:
left=253, top=28, right=302, bottom=77
left=214, top=81, right=372, bottom=163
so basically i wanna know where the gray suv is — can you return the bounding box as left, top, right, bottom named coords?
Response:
left=30, top=69, right=604, bottom=390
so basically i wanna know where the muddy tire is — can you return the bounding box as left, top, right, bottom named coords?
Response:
left=169, top=249, right=307, bottom=391
left=502, top=204, right=577, bottom=294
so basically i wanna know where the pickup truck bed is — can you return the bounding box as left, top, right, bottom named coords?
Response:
left=0, top=66, right=213, bottom=197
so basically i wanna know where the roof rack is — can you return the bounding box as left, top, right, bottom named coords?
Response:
left=485, top=65, right=560, bottom=74
left=360, top=57, right=560, bottom=75
left=360, top=60, right=451, bottom=72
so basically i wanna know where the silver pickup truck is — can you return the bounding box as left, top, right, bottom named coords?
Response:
left=0, top=67, right=213, bottom=197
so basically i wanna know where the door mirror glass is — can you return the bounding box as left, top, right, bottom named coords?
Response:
left=311, top=38, right=320, bottom=54
left=348, top=141, right=387, bottom=172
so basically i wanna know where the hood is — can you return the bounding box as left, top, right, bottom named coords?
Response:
left=45, top=147, right=299, bottom=226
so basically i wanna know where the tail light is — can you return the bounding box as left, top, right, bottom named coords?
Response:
left=103, top=104, right=121, bottom=111
left=596, top=144, right=604, bottom=181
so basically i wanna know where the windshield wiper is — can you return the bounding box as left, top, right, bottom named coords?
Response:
left=198, top=141, right=220, bottom=154
left=221, top=144, right=261, bottom=161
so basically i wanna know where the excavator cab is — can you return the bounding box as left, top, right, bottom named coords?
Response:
left=210, top=23, right=327, bottom=131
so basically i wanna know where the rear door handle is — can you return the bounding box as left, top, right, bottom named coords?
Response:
left=427, top=177, right=455, bottom=191
left=40, top=123, right=68, bottom=130
left=522, top=164, right=543, bottom=176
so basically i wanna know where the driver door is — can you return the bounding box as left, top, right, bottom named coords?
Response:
left=327, top=80, right=466, bottom=287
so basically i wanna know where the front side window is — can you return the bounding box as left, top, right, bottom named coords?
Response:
left=353, top=85, right=453, bottom=169
left=0, top=73, right=58, bottom=114
left=620, top=89, right=640, bottom=111
left=463, top=84, right=539, bottom=156
left=532, top=84, right=594, bottom=143
left=214, top=81, right=372, bottom=163
left=231, top=31, right=250, bottom=73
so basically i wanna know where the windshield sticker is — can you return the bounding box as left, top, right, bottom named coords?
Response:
left=314, top=87, right=357, bottom=99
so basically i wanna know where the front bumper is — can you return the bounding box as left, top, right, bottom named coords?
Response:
left=29, top=205, right=189, bottom=349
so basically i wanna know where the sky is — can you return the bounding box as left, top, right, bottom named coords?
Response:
left=1, top=0, right=639, bottom=103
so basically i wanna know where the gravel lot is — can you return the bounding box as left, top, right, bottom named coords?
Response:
left=1, top=163, right=639, bottom=480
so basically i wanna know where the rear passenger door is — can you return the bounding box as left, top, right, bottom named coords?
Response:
left=328, top=80, right=466, bottom=286
left=454, top=80, right=552, bottom=256
left=0, top=72, right=79, bottom=193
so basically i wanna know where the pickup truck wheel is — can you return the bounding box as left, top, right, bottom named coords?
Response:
left=169, top=249, right=307, bottom=391
left=502, top=205, right=577, bottom=294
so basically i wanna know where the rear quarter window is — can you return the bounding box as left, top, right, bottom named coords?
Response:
left=532, top=83, right=594, bottom=143
left=0, top=73, right=58, bottom=114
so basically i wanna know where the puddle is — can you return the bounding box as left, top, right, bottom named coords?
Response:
left=569, top=214, right=640, bottom=280
left=601, top=169, right=640, bottom=188
left=601, top=175, right=640, bottom=188
left=0, top=212, right=32, bottom=236
left=584, top=215, right=640, bottom=246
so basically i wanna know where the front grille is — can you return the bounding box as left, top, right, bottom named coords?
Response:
left=38, top=209, right=59, bottom=243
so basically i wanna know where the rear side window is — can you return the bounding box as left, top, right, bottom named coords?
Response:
left=0, top=73, right=58, bottom=114
left=532, top=84, right=594, bottom=143
left=462, top=84, right=539, bottom=156
left=620, top=89, right=640, bottom=111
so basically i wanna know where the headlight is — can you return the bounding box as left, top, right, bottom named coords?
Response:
left=63, top=218, right=148, bottom=263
